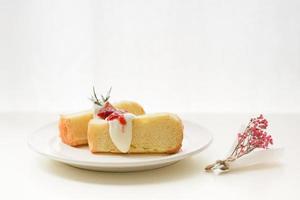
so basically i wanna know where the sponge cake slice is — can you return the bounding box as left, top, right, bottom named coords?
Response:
left=87, top=113, right=183, bottom=154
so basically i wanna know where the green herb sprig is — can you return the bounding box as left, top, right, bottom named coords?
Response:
left=89, top=86, right=112, bottom=106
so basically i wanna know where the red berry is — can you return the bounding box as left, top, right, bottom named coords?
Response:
left=97, top=102, right=117, bottom=119
left=118, top=115, right=127, bottom=125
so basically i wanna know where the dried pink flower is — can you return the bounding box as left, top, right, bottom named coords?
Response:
left=229, top=114, right=273, bottom=161
left=205, top=114, right=273, bottom=174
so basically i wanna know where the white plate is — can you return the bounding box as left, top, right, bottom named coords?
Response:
left=28, top=120, right=213, bottom=172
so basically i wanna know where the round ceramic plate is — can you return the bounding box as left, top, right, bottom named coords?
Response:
left=28, top=120, right=213, bottom=172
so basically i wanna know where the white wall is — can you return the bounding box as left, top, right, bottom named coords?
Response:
left=0, top=0, right=300, bottom=113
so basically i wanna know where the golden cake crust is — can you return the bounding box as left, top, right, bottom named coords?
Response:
left=59, top=112, right=92, bottom=146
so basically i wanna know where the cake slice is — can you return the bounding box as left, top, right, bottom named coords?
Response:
left=59, top=111, right=93, bottom=146
left=87, top=113, right=183, bottom=154
left=59, top=101, right=145, bottom=146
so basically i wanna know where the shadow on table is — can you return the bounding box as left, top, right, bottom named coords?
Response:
left=36, top=157, right=207, bottom=185
left=230, top=162, right=284, bottom=174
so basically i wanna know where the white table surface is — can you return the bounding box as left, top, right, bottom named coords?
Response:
left=1, top=112, right=298, bottom=200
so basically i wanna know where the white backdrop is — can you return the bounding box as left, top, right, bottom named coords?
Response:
left=1, top=0, right=300, bottom=113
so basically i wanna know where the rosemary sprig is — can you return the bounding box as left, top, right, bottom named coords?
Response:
left=89, top=86, right=112, bottom=106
